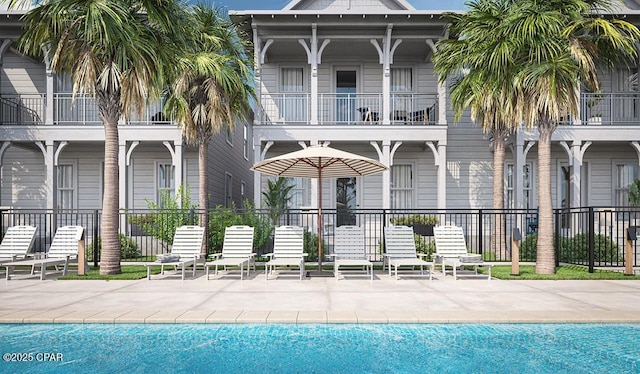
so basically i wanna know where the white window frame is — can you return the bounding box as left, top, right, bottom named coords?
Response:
left=226, top=125, right=233, bottom=146
left=390, top=66, right=415, bottom=93
left=225, top=172, right=233, bottom=208
left=279, top=66, right=307, bottom=93
left=505, top=161, right=535, bottom=209
left=390, top=163, right=415, bottom=210
left=155, top=161, right=175, bottom=206
left=243, top=123, right=249, bottom=160
left=56, top=161, right=77, bottom=210
left=613, top=160, right=640, bottom=206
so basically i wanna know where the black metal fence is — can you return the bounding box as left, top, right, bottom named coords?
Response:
left=1, top=206, right=638, bottom=270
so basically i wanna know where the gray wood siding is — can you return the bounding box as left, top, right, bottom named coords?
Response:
left=207, top=123, right=254, bottom=208
left=1, top=145, right=46, bottom=208
left=1, top=52, right=46, bottom=94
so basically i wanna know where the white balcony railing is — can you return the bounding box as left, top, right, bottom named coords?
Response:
left=390, top=93, right=438, bottom=124
left=53, top=93, right=170, bottom=125
left=580, top=92, right=640, bottom=125
left=259, top=93, right=310, bottom=124
left=319, top=93, right=382, bottom=124
left=258, top=93, right=440, bottom=125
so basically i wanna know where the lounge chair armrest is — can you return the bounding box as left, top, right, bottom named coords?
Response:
left=33, top=253, right=47, bottom=260
left=417, top=253, right=430, bottom=260
left=302, top=253, right=309, bottom=257
left=265, top=253, right=275, bottom=259
left=208, top=253, right=222, bottom=260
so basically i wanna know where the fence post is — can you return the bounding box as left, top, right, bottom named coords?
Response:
left=93, top=209, right=99, bottom=268
left=625, top=227, right=637, bottom=275
left=554, top=209, right=560, bottom=267
left=588, top=207, right=595, bottom=273
left=478, top=209, right=483, bottom=255
left=511, top=228, right=521, bottom=276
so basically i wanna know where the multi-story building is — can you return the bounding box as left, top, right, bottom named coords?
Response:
left=0, top=10, right=254, bottom=212
left=237, top=0, right=640, bottom=221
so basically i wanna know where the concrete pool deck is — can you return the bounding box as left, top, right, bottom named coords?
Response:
left=1, top=270, right=640, bottom=324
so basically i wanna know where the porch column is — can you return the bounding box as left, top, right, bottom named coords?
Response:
left=370, top=140, right=393, bottom=209
left=253, top=140, right=274, bottom=208
left=426, top=39, right=447, bottom=125
left=162, top=140, right=183, bottom=206
left=43, top=51, right=54, bottom=125
left=560, top=140, right=591, bottom=208
left=371, top=25, right=401, bottom=125
left=299, top=25, right=330, bottom=125
left=425, top=141, right=447, bottom=209
left=253, top=26, right=263, bottom=127
left=45, top=141, right=55, bottom=210
left=119, top=141, right=127, bottom=210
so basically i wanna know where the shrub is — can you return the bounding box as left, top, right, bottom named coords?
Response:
left=87, top=234, right=140, bottom=261
left=390, top=214, right=439, bottom=226
left=519, top=233, right=570, bottom=262
left=303, top=230, right=327, bottom=263
left=566, top=233, right=620, bottom=264
left=414, top=235, right=436, bottom=261
left=208, top=201, right=273, bottom=254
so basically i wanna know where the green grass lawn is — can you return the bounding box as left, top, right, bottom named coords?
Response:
left=481, top=264, right=640, bottom=280
left=58, top=265, right=162, bottom=280
left=52, top=263, right=640, bottom=281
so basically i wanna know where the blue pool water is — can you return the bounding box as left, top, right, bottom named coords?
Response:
left=1, top=323, right=639, bottom=373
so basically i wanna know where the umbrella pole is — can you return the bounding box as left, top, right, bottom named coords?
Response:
left=317, top=168, right=323, bottom=272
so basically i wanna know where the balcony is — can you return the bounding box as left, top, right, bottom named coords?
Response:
left=259, top=93, right=438, bottom=125
left=0, top=93, right=171, bottom=125
left=578, top=92, right=640, bottom=126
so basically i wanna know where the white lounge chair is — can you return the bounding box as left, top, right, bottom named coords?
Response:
left=0, top=225, right=37, bottom=264
left=331, top=225, right=373, bottom=281
left=145, top=225, right=204, bottom=280
left=265, top=225, right=306, bottom=280
left=383, top=225, right=434, bottom=281
left=205, top=225, right=255, bottom=280
left=433, top=225, right=492, bottom=280
left=4, top=226, right=85, bottom=281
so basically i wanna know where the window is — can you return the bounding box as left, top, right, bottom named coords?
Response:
left=240, top=181, right=246, bottom=208
left=226, top=125, right=233, bottom=145
left=390, top=164, right=413, bottom=209
left=57, top=164, right=75, bottom=209
left=225, top=173, right=233, bottom=207
left=281, top=68, right=306, bottom=122
left=157, top=163, right=175, bottom=206
left=390, top=68, right=413, bottom=92
left=281, top=68, right=304, bottom=92
left=615, top=163, right=639, bottom=206
left=288, top=177, right=308, bottom=209
left=506, top=163, right=533, bottom=209
left=243, top=123, right=249, bottom=160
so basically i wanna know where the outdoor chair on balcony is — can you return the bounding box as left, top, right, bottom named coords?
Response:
left=357, top=107, right=379, bottom=123
left=4, top=226, right=85, bottom=281
left=204, top=225, right=255, bottom=280
left=0, top=225, right=37, bottom=266
left=383, top=225, right=434, bottom=281
left=145, top=225, right=204, bottom=280
left=331, top=225, right=373, bottom=281
left=265, top=225, right=306, bottom=280
left=433, top=225, right=492, bottom=280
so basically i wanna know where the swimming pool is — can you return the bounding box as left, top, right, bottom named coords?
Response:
left=1, top=323, right=638, bottom=373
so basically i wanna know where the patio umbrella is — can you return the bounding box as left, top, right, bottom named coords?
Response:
left=251, top=144, right=388, bottom=275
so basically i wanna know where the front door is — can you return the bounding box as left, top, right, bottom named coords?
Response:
left=335, top=69, right=357, bottom=123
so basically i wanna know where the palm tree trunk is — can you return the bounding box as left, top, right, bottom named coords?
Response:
left=491, top=134, right=506, bottom=258
left=99, top=120, right=121, bottom=275
left=536, top=124, right=555, bottom=274
left=198, top=142, right=208, bottom=256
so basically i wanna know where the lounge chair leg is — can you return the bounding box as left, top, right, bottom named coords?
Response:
left=206, top=265, right=210, bottom=280
left=240, top=263, right=244, bottom=281
left=147, top=265, right=151, bottom=280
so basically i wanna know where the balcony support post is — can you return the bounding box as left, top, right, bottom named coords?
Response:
left=425, top=140, right=447, bottom=209
left=252, top=26, right=261, bottom=126
left=162, top=141, right=183, bottom=207
left=299, top=25, right=329, bottom=125
left=370, top=140, right=397, bottom=209
left=42, top=47, right=55, bottom=125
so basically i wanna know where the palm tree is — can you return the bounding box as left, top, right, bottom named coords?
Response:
left=437, top=0, right=640, bottom=274
left=13, top=0, right=189, bottom=274
left=262, top=177, right=294, bottom=226
left=164, top=4, right=254, bottom=245
left=434, top=0, right=520, bottom=257
left=507, top=0, right=639, bottom=274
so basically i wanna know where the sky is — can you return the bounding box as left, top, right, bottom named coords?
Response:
left=214, top=0, right=468, bottom=11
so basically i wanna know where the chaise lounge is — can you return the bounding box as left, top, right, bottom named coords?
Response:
left=383, top=225, right=434, bottom=281
left=145, top=225, right=205, bottom=280
left=265, top=225, right=306, bottom=280
left=433, top=225, right=492, bottom=280
left=205, top=225, right=255, bottom=280
left=331, top=225, right=373, bottom=281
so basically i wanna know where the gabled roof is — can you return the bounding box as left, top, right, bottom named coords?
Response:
left=283, top=0, right=416, bottom=12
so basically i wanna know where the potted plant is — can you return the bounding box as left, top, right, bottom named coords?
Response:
left=585, top=93, right=603, bottom=125
left=390, top=214, right=439, bottom=236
